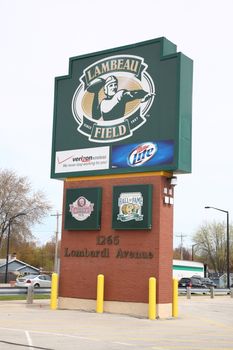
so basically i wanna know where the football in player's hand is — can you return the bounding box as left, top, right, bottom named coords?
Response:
left=87, top=78, right=105, bottom=93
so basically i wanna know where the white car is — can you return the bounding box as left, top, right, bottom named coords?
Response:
left=16, top=274, right=51, bottom=288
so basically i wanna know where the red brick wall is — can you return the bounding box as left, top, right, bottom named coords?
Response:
left=59, top=174, right=173, bottom=304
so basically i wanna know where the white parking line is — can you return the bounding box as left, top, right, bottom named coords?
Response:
left=113, top=341, right=134, bottom=346
left=0, top=326, right=100, bottom=341
left=25, top=330, right=34, bottom=349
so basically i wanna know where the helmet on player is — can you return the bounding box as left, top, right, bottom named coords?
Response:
left=104, top=75, right=118, bottom=96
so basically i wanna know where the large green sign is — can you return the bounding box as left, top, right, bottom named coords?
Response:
left=51, top=37, right=193, bottom=179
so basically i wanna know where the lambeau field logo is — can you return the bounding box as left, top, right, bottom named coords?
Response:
left=72, top=55, right=155, bottom=143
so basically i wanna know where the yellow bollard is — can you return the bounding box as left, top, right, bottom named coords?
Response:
left=148, top=277, right=156, bottom=320
left=96, top=274, right=104, bottom=313
left=50, top=273, right=58, bottom=310
left=172, top=278, right=178, bottom=317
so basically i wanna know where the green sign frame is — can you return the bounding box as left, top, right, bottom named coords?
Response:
left=112, top=184, right=153, bottom=230
left=64, top=187, right=102, bottom=230
left=51, top=37, right=193, bottom=179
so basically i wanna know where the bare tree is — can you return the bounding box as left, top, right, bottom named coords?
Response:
left=173, top=246, right=191, bottom=260
left=0, top=169, right=52, bottom=249
left=193, top=221, right=233, bottom=273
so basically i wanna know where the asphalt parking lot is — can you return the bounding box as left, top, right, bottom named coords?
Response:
left=0, top=296, right=233, bottom=349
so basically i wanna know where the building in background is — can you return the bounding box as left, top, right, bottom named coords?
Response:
left=0, top=255, right=39, bottom=283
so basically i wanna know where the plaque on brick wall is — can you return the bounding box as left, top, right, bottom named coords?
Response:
left=112, top=184, right=152, bottom=230
left=65, top=187, right=102, bottom=230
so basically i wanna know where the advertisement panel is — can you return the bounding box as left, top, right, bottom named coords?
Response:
left=64, top=187, right=102, bottom=230
left=112, top=184, right=153, bottom=230
left=51, top=37, right=193, bottom=178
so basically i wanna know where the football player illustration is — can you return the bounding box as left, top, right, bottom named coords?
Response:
left=87, top=75, right=155, bottom=121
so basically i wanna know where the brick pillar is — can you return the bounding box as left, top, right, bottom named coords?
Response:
left=58, top=172, right=174, bottom=318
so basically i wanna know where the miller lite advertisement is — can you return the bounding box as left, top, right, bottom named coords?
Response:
left=51, top=37, right=193, bottom=179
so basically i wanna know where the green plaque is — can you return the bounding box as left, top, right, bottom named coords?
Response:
left=112, top=184, right=152, bottom=230
left=65, top=187, right=102, bottom=230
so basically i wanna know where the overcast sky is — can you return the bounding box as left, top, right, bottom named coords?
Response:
left=1, top=0, right=233, bottom=248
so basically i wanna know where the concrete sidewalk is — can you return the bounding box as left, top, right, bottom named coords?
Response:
left=0, top=296, right=233, bottom=349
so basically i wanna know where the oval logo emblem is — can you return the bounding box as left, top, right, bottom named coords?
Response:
left=128, top=143, right=157, bottom=167
left=72, top=55, right=155, bottom=143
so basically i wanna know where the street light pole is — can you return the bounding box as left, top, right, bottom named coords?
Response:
left=4, top=222, right=11, bottom=283
left=191, top=242, right=205, bottom=261
left=226, top=210, right=230, bottom=288
left=4, top=212, right=27, bottom=283
left=205, top=206, right=230, bottom=288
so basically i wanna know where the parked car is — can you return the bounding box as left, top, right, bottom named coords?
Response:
left=201, top=278, right=217, bottom=288
left=178, top=277, right=207, bottom=288
left=191, top=275, right=217, bottom=288
left=16, top=274, right=51, bottom=288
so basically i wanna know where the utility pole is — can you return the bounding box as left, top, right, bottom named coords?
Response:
left=176, top=234, right=187, bottom=260
left=51, top=212, right=62, bottom=273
